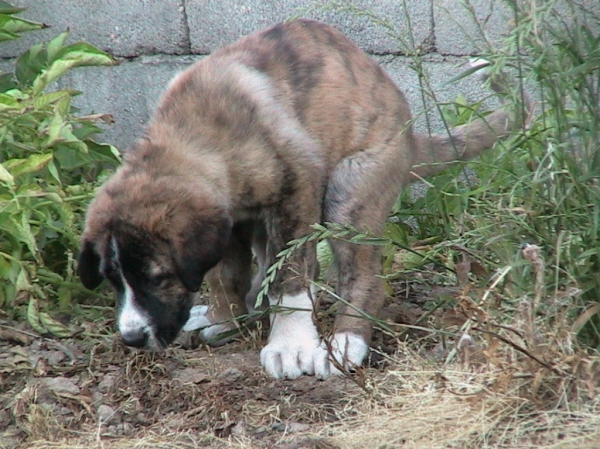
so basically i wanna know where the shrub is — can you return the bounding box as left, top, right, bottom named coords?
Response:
left=289, top=0, right=600, bottom=349
left=395, top=0, right=600, bottom=346
left=0, top=2, right=120, bottom=335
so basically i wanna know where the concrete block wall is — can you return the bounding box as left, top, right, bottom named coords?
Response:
left=0, top=1, right=597, bottom=150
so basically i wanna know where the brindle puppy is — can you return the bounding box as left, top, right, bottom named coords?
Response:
left=78, top=20, right=523, bottom=379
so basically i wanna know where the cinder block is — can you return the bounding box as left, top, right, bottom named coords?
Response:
left=187, top=0, right=433, bottom=55
left=1, top=0, right=188, bottom=58
left=552, top=0, right=600, bottom=32
left=60, top=53, right=503, bottom=151
left=56, top=51, right=510, bottom=151
left=433, top=0, right=512, bottom=55
left=377, top=55, right=502, bottom=135
left=57, top=56, right=200, bottom=150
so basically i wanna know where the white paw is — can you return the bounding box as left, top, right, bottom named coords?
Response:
left=313, top=332, right=369, bottom=380
left=183, top=305, right=211, bottom=331
left=260, top=291, right=320, bottom=379
left=260, top=332, right=320, bottom=379
left=182, top=305, right=232, bottom=343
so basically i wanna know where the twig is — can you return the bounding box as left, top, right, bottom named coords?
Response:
left=472, top=326, right=565, bottom=376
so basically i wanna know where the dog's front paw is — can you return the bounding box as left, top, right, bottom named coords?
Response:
left=260, top=307, right=320, bottom=379
left=260, top=334, right=320, bottom=379
left=313, top=332, right=369, bottom=380
left=182, top=305, right=233, bottom=345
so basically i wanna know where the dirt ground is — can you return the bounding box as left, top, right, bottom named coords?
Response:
left=0, top=330, right=368, bottom=449
left=2, top=282, right=600, bottom=449
left=0, top=284, right=420, bottom=449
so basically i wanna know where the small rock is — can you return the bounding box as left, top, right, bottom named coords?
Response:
left=44, top=350, right=66, bottom=365
left=0, top=408, right=11, bottom=431
left=273, top=421, right=310, bottom=433
left=0, top=325, right=35, bottom=345
left=0, top=426, right=24, bottom=449
left=58, top=406, right=73, bottom=416
left=231, top=419, right=246, bottom=437
left=97, top=404, right=121, bottom=425
left=173, top=367, right=210, bottom=384
left=121, top=422, right=134, bottom=435
left=218, top=368, right=243, bottom=384
left=43, top=376, right=80, bottom=395
left=107, top=422, right=133, bottom=436
left=97, top=374, right=116, bottom=394
left=92, top=391, right=104, bottom=404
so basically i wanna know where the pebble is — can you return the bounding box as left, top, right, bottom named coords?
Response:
left=98, top=374, right=116, bottom=394
left=42, top=376, right=80, bottom=395
left=272, top=421, right=310, bottom=433
left=97, top=404, right=121, bottom=425
left=218, top=368, right=243, bottom=384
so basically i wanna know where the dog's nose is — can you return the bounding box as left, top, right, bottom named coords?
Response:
left=121, top=329, right=148, bottom=348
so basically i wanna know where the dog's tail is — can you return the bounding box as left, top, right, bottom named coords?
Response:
left=410, top=60, right=532, bottom=180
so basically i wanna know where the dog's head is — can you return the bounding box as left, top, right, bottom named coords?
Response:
left=78, top=169, right=232, bottom=349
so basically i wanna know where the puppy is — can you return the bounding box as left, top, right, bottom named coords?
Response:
left=78, top=19, right=522, bottom=379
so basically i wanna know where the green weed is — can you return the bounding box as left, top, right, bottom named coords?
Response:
left=0, top=3, right=119, bottom=335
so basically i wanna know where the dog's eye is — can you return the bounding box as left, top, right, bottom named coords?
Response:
left=150, top=273, right=175, bottom=288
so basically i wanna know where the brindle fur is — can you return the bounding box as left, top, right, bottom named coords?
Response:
left=79, top=20, right=520, bottom=366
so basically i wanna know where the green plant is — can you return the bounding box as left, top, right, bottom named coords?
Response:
left=290, top=0, right=600, bottom=350
left=401, top=0, right=600, bottom=344
left=0, top=2, right=120, bottom=335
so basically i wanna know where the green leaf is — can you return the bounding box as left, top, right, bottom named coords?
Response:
left=0, top=212, right=39, bottom=258
left=87, top=140, right=121, bottom=162
left=0, top=28, right=17, bottom=42
left=15, top=265, right=32, bottom=292
left=0, top=2, right=27, bottom=14
left=443, top=61, right=490, bottom=87
left=317, top=240, right=333, bottom=280
left=565, top=59, right=600, bottom=78
left=15, top=43, right=47, bottom=88
left=32, top=43, right=116, bottom=94
left=53, top=140, right=120, bottom=171
left=33, top=90, right=70, bottom=109
left=0, top=92, right=19, bottom=106
left=0, top=13, right=44, bottom=34
left=5, top=153, right=53, bottom=178
left=27, top=297, right=47, bottom=334
left=0, top=253, right=10, bottom=278
left=56, top=94, right=71, bottom=117
left=72, top=120, right=102, bottom=140
left=383, top=222, right=409, bottom=245
left=53, top=42, right=117, bottom=67
left=393, top=248, right=428, bottom=270
left=46, top=108, right=65, bottom=145
left=47, top=159, right=61, bottom=184
left=0, top=72, right=17, bottom=92
left=0, top=162, right=14, bottom=186
left=46, top=31, right=69, bottom=62
left=39, top=311, right=72, bottom=337
left=44, top=192, right=62, bottom=203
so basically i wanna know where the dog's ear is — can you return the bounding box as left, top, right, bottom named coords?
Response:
left=172, top=211, right=233, bottom=292
left=78, top=239, right=105, bottom=290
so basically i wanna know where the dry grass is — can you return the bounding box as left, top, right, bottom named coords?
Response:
left=14, top=356, right=600, bottom=449
left=4, top=241, right=600, bottom=449
left=317, top=352, right=600, bottom=449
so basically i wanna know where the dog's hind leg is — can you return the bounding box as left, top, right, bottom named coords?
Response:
left=183, top=221, right=255, bottom=345
left=314, top=143, right=411, bottom=379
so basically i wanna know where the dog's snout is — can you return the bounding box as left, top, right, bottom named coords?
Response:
left=121, top=329, right=148, bottom=348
